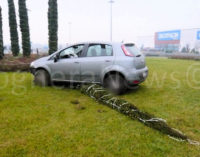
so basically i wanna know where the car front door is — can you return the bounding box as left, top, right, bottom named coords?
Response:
left=80, top=44, right=114, bottom=83
left=48, top=44, right=85, bottom=82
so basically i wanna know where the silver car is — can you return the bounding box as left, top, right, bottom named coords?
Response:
left=30, top=42, right=148, bottom=94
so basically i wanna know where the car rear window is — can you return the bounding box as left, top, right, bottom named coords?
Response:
left=125, top=44, right=142, bottom=56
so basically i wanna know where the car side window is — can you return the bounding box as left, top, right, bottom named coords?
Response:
left=86, top=44, right=113, bottom=57
left=104, top=45, right=113, bottom=56
left=59, top=45, right=84, bottom=59
left=74, top=45, right=85, bottom=57
left=87, top=45, right=101, bottom=57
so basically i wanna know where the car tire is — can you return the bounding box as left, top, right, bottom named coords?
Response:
left=104, top=74, right=127, bottom=95
left=34, top=69, right=50, bottom=87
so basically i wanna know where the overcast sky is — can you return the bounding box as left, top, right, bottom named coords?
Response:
left=1, top=0, right=200, bottom=45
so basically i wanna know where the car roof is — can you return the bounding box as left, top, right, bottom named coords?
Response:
left=71, top=41, right=123, bottom=46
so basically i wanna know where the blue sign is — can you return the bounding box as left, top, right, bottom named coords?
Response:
left=157, top=30, right=181, bottom=41
left=197, top=31, right=200, bottom=40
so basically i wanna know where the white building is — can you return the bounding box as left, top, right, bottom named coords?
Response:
left=137, top=28, right=200, bottom=53
left=180, top=28, right=200, bottom=52
left=155, top=28, right=200, bottom=52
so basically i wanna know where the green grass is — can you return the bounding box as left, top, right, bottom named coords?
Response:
left=0, top=57, right=200, bottom=156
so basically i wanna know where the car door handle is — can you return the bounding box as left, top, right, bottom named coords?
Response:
left=105, top=60, right=111, bottom=62
left=74, top=62, right=79, bottom=64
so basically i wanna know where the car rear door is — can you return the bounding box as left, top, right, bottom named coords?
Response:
left=80, top=43, right=114, bottom=83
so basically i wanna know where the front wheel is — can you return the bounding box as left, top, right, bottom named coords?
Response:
left=34, top=69, right=50, bottom=87
left=104, top=74, right=127, bottom=95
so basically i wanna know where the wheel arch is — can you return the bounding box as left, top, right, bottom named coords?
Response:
left=35, top=67, right=51, bottom=81
left=35, top=67, right=49, bottom=74
left=103, top=71, right=126, bottom=84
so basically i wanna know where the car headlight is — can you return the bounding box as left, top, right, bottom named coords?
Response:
left=30, top=62, right=35, bottom=67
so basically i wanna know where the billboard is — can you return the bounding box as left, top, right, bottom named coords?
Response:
left=197, top=31, right=200, bottom=40
left=157, top=30, right=181, bottom=41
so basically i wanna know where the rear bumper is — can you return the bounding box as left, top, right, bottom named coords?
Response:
left=125, top=67, right=148, bottom=85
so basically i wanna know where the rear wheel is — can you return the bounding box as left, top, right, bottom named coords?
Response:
left=34, top=69, right=50, bottom=87
left=104, top=74, right=127, bottom=95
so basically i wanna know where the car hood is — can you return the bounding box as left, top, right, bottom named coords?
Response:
left=35, top=56, right=49, bottom=63
left=30, top=56, right=50, bottom=67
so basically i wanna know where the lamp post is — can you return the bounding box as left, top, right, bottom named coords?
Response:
left=109, top=0, right=114, bottom=42
left=68, top=22, right=72, bottom=44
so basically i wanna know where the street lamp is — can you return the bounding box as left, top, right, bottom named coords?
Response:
left=68, top=22, right=72, bottom=44
left=109, top=0, right=114, bottom=42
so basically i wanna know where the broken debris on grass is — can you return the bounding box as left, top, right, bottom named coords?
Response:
left=97, top=109, right=106, bottom=113
left=70, top=100, right=80, bottom=105
left=70, top=100, right=86, bottom=110
left=81, top=84, right=200, bottom=145
left=76, top=104, right=86, bottom=110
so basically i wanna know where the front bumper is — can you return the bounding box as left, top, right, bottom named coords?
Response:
left=30, top=67, right=36, bottom=75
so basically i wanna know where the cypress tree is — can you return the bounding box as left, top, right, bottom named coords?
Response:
left=18, top=0, right=31, bottom=57
left=8, top=0, right=19, bottom=56
left=0, top=6, right=4, bottom=59
left=48, top=0, right=58, bottom=55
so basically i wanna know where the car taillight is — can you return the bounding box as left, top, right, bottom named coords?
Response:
left=133, top=80, right=140, bottom=84
left=121, top=45, right=134, bottom=57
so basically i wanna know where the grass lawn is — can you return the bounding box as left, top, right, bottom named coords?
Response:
left=0, top=57, right=200, bottom=156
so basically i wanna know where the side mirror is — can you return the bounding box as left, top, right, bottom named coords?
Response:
left=54, top=55, right=59, bottom=62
